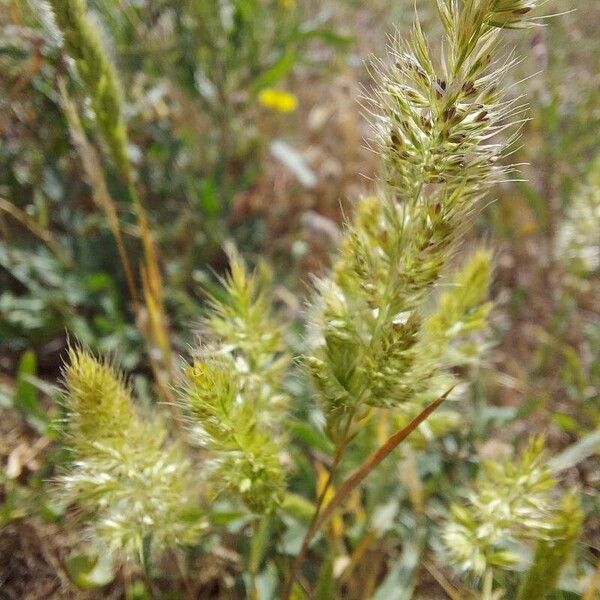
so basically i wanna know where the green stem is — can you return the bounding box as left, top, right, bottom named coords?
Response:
left=249, top=516, right=270, bottom=600
left=482, top=569, right=494, bottom=600
left=280, top=410, right=355, bottom=600
left=281, top=391, right=449, bottom=599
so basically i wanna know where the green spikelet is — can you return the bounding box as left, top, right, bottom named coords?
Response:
left=47, top=0, right=131, bottom=178
left=26, top=0, right=64, bottom=47
left=60, top=348, right=204, bottom=562
left=205, top=248, right=288, bottom=383
left=425, top=250, right=493, bottom=343
left=184, top=356, right=285, bottom=513
left=416, top=248, right=493, bottom=376
left=487, top=0, right=538, bottom=29
left=63, top=347, right=134, bottom=444
left=388, top=249, right=493, bottom=445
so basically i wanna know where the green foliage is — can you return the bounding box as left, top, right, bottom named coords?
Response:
left=178, top=0, right=303, bottom=98
left=13, top=349, right=47, bottom=430
left=0, top=241, right=142, bottom=366
left=107, top=0, right=343, bottom=204
left=3, top=0, right=599, bottom=597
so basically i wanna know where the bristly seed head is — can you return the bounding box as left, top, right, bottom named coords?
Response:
left=306, top=0, right=539, bottom=438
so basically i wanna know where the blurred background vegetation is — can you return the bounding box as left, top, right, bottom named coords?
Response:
left=0, top=0, right=599, bottom=598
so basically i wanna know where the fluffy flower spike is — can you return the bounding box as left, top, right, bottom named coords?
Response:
left=306, top=0, right=539, bottom=440
left=59, top=348, right=204, bottom=563
left=179, top=252, right=288, bottom=514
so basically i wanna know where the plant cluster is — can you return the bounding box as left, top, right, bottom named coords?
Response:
left=2, top=0, right=599, bottom=598
left=55, top=0, right=592, bottom=596
left=180, top=252, right=289, bottom=514
left=443, top=437, right=582, bottom=598
left=0, top=0, right=345, bottom=367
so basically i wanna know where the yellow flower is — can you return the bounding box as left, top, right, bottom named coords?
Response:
left=258, top=88, right=298, bottom=113
left=279, top=0, right=296, bottom=9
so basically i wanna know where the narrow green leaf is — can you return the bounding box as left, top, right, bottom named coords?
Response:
left=293, top=28, right=355, bottom=47
left=372, top=539, right=422, bottom=600
left=289, top=421, right=334, bottom=455
left=13, top=350, right=48, bottom=430
left=249, top=516, right=271, bottom=575
left=65, top=552, right=115, bottom=590
left=315, top=555, right=335, bottom=600
left=549, top=431, right=600, bottom=473
left=250, top=50, right=296, bottom=94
